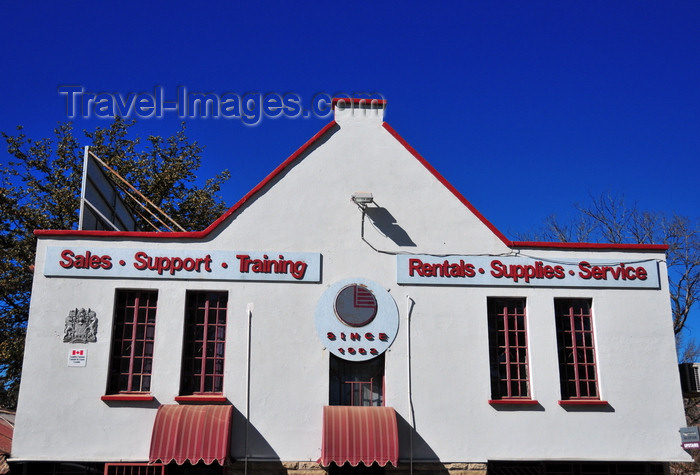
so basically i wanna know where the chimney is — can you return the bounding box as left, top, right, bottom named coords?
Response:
left=333, top=97, right=386, bottom=124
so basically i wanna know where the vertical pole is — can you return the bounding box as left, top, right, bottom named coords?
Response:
left=78, top=146, right=90, bottom=230
left=245, top=303, right=253, bottom=475
left=406, top=295, right=415, bottom=475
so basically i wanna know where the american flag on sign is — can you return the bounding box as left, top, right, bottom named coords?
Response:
left=354, top=286, right=376, bottom=308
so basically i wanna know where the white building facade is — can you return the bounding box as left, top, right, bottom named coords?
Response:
left=12, top=100, right=690, bottom=475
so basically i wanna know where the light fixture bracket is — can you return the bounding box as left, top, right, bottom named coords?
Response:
left=351, top=192, right=374, bottom=207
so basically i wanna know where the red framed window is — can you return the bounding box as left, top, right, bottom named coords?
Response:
left=107, top=290, right=158, bottom=394
left=180, top=291, right=228, bottom=395
left=554, top=298, right=599, bottom=400
left=105, top=463, right=165, bottom=475
left=487, top=298, right=531, bottom=400
left=329, top=354, right=385, bottom=406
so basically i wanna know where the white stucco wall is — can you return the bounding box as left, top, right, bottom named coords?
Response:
left=12, top=102, right=689, bottom=464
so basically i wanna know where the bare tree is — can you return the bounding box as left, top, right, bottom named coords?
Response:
left=522, top=193, right=699, bottom=337
left=530, top=193, right=700, bottom=475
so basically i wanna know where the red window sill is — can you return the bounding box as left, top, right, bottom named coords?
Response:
left=558, top=399, right=609, bottom=406
left=101, top=393, right=155, bottom=402
left=489, top=399, right=539, bottom=405
left=175, top=395, right=227, bottom=403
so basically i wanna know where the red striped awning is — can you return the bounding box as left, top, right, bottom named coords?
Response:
left=149, top=404, right=233, bottom=465
left=318, top=405, right=399, bottom=468
left=0, top=416, right=13, bottom=455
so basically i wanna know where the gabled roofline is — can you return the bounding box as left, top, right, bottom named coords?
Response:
left=381, top=122, right=512, bottom=246
left=35, top=120, right=339, bottom=240
left=381, top=122, right=667, bottom=253
left=34, top=116, right=668, bottom=252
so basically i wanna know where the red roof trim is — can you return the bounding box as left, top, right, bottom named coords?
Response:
left=34, top=115, right=667, bottom=253
left=195, top=119, right=338, bottom=236
left=382, top=122, right=512, bottom=245
left=34, top=120, right=339, bottom=240
left=382, top=122, right=668, bottom=253
left=0, top=418, right=13, bottom=455
left=511, top=241, right=668, bottom=251
left=332, top=97, right=387, bottom=108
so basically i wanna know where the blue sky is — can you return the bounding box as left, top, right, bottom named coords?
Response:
left=1, top=2, right=699, bottom=336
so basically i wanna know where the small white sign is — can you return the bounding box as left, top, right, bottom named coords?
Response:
left=68, top=348, right=87, bottom=367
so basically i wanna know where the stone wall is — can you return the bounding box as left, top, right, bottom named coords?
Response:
left=224, top=461, right=488, bottom=475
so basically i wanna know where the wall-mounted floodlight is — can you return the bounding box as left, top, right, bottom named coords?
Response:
left=351, top=192, right=374, bottom=207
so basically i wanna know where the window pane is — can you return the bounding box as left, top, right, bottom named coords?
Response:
left=555, top=298, right=599, bottom=400
left=119, top=358, right=130, bottom=373
left=107, top=290, right=158, bottom=394
left=214, top=359, right=224, bottom=373
left=329, top=354, right=384, bottom=406
left=180, top=291, right=228, bottom=395
left=487, top=298, right=530, bottom=399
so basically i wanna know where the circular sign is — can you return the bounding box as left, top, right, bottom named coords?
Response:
left=315, top=278, right=399, bottom=361
left=334, top=284, right=378, bottom=327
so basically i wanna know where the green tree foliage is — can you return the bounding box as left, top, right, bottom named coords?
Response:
left=0, top=118, right=230, bottom=409
left=522, top=193, right=699, bottom=339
